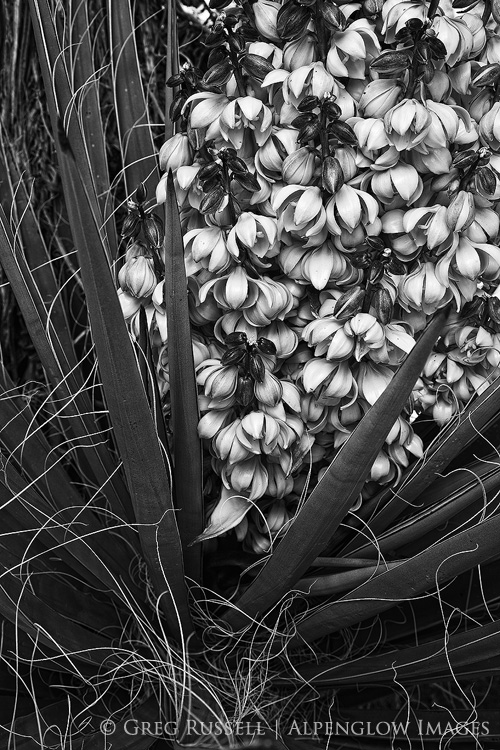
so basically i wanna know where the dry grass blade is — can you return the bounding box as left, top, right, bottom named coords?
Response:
left=164, top=172, right=203, bottom=582
left=294, top=511, right=500, bottom=643
left=108, top=0, right=159, bottom=199
left=224, top=309, right=448, bottom=629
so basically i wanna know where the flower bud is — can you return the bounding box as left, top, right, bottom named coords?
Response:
left=159, top=133, right=193, bottom=172
left=334, top=286, right=365, bottom=320
left=358, top=79, right=402, bottom=118
left=253, top=0, right=281, bottom=42
left=372, top=286, right=393, bottom=325
left=241, top=53, right=275, bottom=81
left=283, top=34, right=317, bottom=70
left=322, top=156, right=344, bottom=194
left=282, top=147, right=317, bottom=184
left=118, top=256, right=157, bottom=298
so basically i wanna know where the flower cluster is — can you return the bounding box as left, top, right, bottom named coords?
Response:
left=119, top=0, right=500, bottom=552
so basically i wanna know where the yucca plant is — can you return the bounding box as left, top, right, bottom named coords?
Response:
left=1, top=0, right=500, bottom=748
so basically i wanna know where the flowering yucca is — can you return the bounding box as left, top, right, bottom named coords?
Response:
left=112, top=0, right=500, bottom=555
left=5, top=1, right=500, bottom=747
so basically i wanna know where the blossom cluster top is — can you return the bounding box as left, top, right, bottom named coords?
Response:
left=118, top=0, right=500, bottom=552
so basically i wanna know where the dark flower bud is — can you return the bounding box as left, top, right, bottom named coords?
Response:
left=453, top=0, right=479, bottom=8
left=225, top=331, right=248, bottom=346
left=170, top=95, right=186, bottom=122
left=328, top=121, right=357, bottom=146
left=322, top=156, right=344, bottom=194
left=199, top=162, right=223, bottom=181
left=372, top=287, right=393, bottom=325
left=334, top=286, right=365, bottom=320
left=488, top=296, right=500, bottom=324
left=143, top=214, right=164, bottom=249
left=187, top=125, right=207, bottom=151
left=371, top=51, right=411, bottom=75
left=422, top=60, right=436, bottom=85
left=205, top=30, right=226, bottom=48
left=236, top=375, right=254, bottom=406
left=230, top=33, right=247, bottom=54
left=210, top=0, right=232, bottom=9
left=352, top=252, right=371, bottom=269
left=415, top=44, right=429, bottom=65
left=200, top=175, right=223, bottom=194
left=427, top=35, right=447, bottom=60
left=135, top=183, right=147, bottom=204
left=277, top=2, right=312, bottom=40
left=256, top=337, right=277, bottom=355
left=221, top=347, right=247, bottom=366
left=240, top=53, right=275, bottom=81
left=476, top=166, right=497, bottom=195
left=324, top=100, right=342, bottom=119
left=406, top=18, right=424, bottom=31
left=202, top=58, right=234, bottom=89
left=368, top=260, right=384, bottom=284
left=461, top=296, right=485, bottom=319
left=226, top=154, right=249, bottom=174
left=249, top=353, right=265, bottom=382
left=166, top=73, right=184, bottom=87
left=233, top=172, right=261, bottom=192
left=291, top=112, right=317, bottom=129
left=121, top=212, right=141, bottom=240
left=363, top=0, right=384, bottom=14
left=200, top=185, right=226, bottom=214
left=298, top=120, right=322, bottom=144
left=452, top=150, right=478, bottom=170
left=298, top=95, right=320, bottom=112
left=317, top=0, right=347, bottom=30
left=297, top=0, right=317, bottom=6
left=471, top=64, right=500, bottom=88
left=385, top=257, right=407, bottom=275
left=208, top=47, right=230, bottom=68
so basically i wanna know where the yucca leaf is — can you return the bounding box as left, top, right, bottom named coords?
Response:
left=0, top=565, right=117, bottom=667
left=372, top=561, right=500, bottom=649
left=164, top=172, right=203, bottom=582
left=58, top=144, right=193, bottom=641
left=107, top=0, right=159, bottom=199
left=351, top=459, right=500, bottom=558
left=341, top=374, right=500, bottom=555
left=0, top=136, right=78, bottom=364
left=29, top=574, right=121, bottom=633
left=2, top=695, right=161, bottom=750
left=224, top=309, right=448, bottom=628
left=0, top=462, right=146, bottom=603
left=0, top=207, right=135, bottom=523
left=294, top=512, right=500, bottom=644
left=28, top=0, right=110, bottom=258
left=296, top=618, right=500, bottom=685
left=70, top=0, right=119, bottom=261
left=297, top=561, right=402, bottom=597
left=165, top=0, right=179, bottom=140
